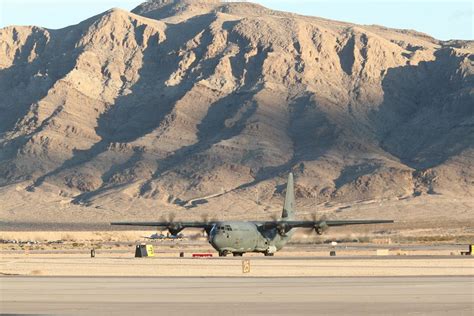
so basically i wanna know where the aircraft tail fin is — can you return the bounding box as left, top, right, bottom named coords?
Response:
left=282, top=173, right=295, bottom=220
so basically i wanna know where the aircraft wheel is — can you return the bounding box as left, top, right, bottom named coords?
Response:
left=233, top=253, right=243, bottom=257
left=264, top=252, right=274, bottom=257
left=218, top=251, right=227, bottom=257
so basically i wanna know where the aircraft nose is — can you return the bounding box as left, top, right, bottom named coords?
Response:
left=210, top=232, right=226, bottom=249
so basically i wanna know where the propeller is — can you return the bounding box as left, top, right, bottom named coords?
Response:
left=269, top=213, right=290, bottom=237
left=159, top=213, right=176, bottom=223
left=200, top=213, right=217, bottom=236
left=168, top=213, right=176, bottom=222
left=276, top=222, right=290, bottom=236
left=270, top=213, right=279, bottom=221
left=304, top=213, right=329, bottom=235
left=159, top=212, right=183, bottom=236
left=201, top=213, right=211, bottom=223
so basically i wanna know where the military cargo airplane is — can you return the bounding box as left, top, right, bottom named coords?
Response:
left=112, top=173, right=393, bottom=256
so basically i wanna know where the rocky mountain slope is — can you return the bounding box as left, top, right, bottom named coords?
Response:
left=0, top=0, right=472, bottom=223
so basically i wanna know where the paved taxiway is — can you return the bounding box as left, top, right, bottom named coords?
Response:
left=1, top=276, right=473, bottom=315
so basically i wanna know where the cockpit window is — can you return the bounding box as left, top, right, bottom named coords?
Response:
left=217, top=225, right=232, bottom=231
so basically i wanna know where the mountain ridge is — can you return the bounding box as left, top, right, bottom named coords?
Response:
left=0, top=0, right=472, bottom=224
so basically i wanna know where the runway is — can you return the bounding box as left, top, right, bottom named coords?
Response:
left=1, top=276, right=473, bottom=315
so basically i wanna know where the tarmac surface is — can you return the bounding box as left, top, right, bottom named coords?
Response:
left=1, top=276, right=473, bottom=315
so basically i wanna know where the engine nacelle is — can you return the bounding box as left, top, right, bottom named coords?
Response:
left=315, top=222, right=329, bottom=235
left=276, top=223, right=290, bottom=236
left=168, top=223, right=183, bottom=236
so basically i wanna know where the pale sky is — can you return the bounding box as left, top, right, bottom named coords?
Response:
left=0, top=0, right=472, bottom=40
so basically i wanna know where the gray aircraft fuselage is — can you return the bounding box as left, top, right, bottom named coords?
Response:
left=209, top=221, right=293, bottom=255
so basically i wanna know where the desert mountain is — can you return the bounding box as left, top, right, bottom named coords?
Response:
left=0, top=0, right=473, bottom=225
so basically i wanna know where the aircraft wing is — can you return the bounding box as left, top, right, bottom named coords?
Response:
left=316, top=219, right=394, bottom=227
left=111, top=221, right=212, bottom=228
left=258, top=219, right=393, bottom=234
left=110, top=221, right=214, bottom=234
left=260, top=219, right=393, bottom=228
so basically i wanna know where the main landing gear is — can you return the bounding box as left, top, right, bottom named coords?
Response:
left=219, top=251, right=244, bottom=257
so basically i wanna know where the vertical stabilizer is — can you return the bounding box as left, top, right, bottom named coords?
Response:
left=282, top=173, right=295, bottom=220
